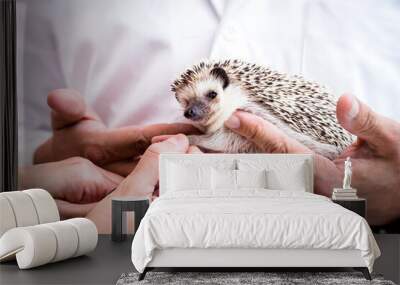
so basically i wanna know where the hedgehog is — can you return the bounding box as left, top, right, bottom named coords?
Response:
left=171, top=59, right=353, bottom=159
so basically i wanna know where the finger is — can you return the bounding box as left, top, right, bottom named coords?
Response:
left=102, top=159, right=139, bottom=177
left=225, top=111, right=311, bottom=154
left=142, top=123, right=200, bottom=138
left=33, top=138, right=54, bottom=164
left=336, top=94, right=399, bottom=155
left=55, top=199, right=96, bottom=219
left=121, top=134, right=189, bottom=196
left=48, top=89, right=88, bottom=130
left=313, top=154, right=342, bottom=197
left=346, top=158, right=398, bottom=225
left=151, top=135, right=174, bottom=143
left=96, top=126, right=151, bottom=163
left=338, top=141, right=375, bottom=160
left=187, top=145, right=203, bottom=153
left=134, top=133, right=189, bottom=180
left=98, top=123, right=197, bottom=164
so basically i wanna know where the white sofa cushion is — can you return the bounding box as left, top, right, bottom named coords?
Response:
left=23, top=189, right=60, bottom=224
left=0, top=189, right=60, bottom=238
left=0, top=190, right=97, bottom=270
left=0, top=196, right=17, bottom=237
left=42, top=222, right=79, bottom=262
left=0, top=191, right=39, bottom=227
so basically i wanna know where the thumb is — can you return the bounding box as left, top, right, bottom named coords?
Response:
left=48, top=89, right=100, bottom=130
left=225, top=111, right=311, bottom=154
left=48, top=89, right=86, bottom=130
left=124, top=134, right=189, bottom=196
left=336, top=94, right=396, bottom=154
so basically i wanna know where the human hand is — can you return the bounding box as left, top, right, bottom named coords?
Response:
left=19, top=157, right=123, bottom=219
left=224, top=94, right=400, bottom=225
left=34, top=89, right=198, bottom=176
left=86, top=134, right=202, bottom=233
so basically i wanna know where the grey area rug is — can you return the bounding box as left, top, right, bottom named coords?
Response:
left=117, top=272, right=396, bottom=285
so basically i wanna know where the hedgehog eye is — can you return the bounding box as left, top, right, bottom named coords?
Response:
left=206, top=91, right=218, bottom=100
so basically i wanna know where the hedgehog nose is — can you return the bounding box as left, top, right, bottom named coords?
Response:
left=184, top=105, right=202, bottom=120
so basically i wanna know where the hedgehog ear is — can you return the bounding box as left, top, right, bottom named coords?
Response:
left=210, top=67, right=229, bottom=89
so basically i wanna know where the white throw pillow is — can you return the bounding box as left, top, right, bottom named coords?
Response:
left=167, top=163, right=212, bottom=191
left=267, top=163, right=307, bottom=191
left=237, top=158, right=310, bottom=192
left=211, top=169, right=268, bottom=190
left=211, top=168, right=237, bottom=190
left=236, top=169, right=268, bottom=189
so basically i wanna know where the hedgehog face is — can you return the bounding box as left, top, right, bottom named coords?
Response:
left=174, top=67, right=247, bottom=134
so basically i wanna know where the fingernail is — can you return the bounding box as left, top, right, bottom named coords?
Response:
left=348, top=95, right=360, bottom=120
left=225, top=114, right=240, bottom=129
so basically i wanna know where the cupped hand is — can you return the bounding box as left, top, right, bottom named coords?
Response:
left=34, top=89, right=198, bottom=176
left=225, top=94, right=400, bottom=225
left=86, top=134, right=202, bottom=233
left=19, top=157, right=124, bottom=219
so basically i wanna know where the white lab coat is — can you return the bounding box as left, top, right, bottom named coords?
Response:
left=17, top=0, right=400, bottom=165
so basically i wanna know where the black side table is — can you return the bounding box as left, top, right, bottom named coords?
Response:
left=332, top=198, right=366, bottom=218
left=112, top=197, right=150, bottom=242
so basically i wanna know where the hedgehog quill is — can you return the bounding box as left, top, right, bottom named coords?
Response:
left=172, top=60, right=353, bottom=159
